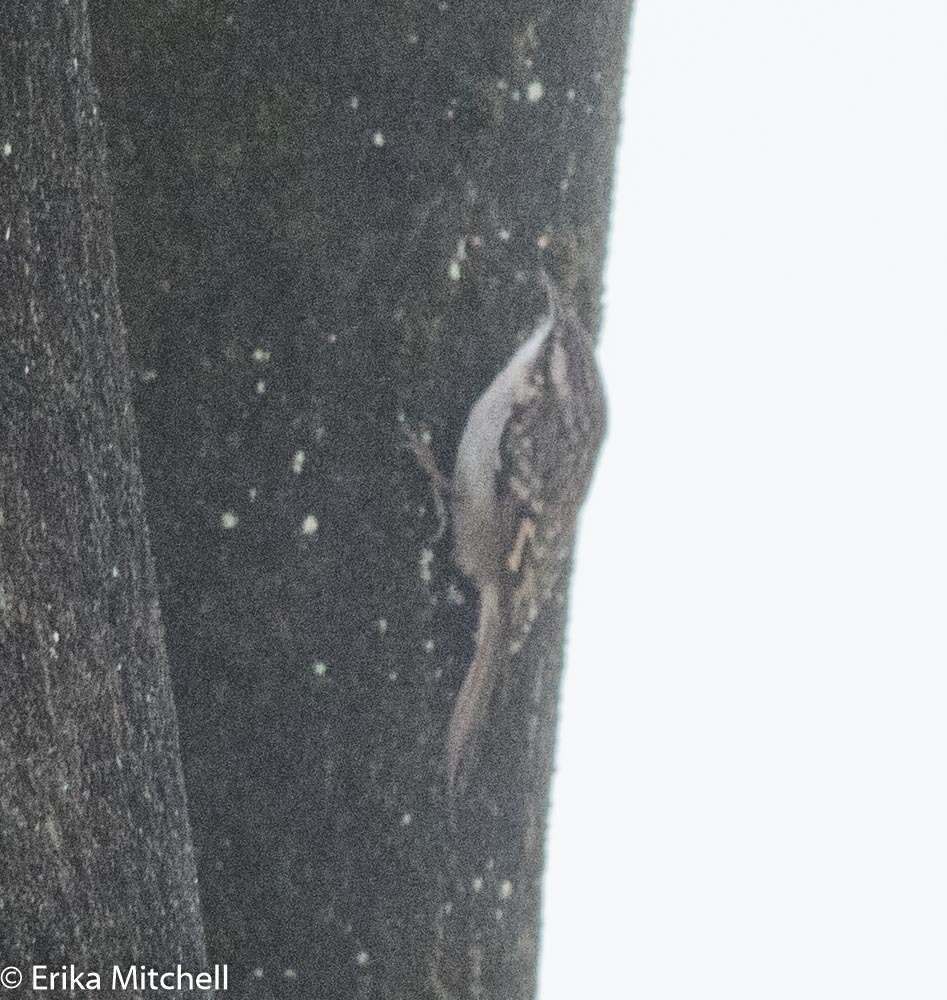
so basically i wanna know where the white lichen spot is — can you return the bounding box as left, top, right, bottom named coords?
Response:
left=255, top=379, right=267, bottom=395
left=559, top=178, right=570, bottom=193
left=252, top=347, right=271, bottom=363
left=355, top=951, right=370, bottom=967
left=2, top=142, right=11, bottom=158
left=566, top=88, right=577, bottom=102
left=376, top=618, right=388, bottom=636
left=220, top=510, right=239, bottom=530
left=327, top=332, right=338, bottom=344
left=252, top=968, right=264, bottom=980
left=471, top=876, right=484, bottom=893
left=311, top=661, right=328, bottom=677
left=349, top=95, right=360, bottom=111
left=292, top=450, right=306, bottom=475
left=511, top=89, right=521, bottom=103
left=407, top=32, right=419, bottom=45
left=526, top=80, right=545, bottom=103
left=536, top=233, right=551, bottom=249
left=283, top=968, right=298, bottom=981
left=496, top=78, right=508, bottom=92
left=140, top=369, right=158, bottom=383
left=301, top=514, right=319, bottom=535
left=52, top=631, right=60, bottom=644
left=446, top=582, right=465, bottom=606
left=401, top=812, right=413, bottom=826
left=497, top=227, right=511, bottom=242
left=372, top=130, right=385, bottom=147
left=423, top=639, right=435, bottom=654
left=4, top=225, right=10, bottom=242
left=498, top=879, right=513, bottom=899
left=111, top=565, right=120, bottom=579
left=419, top=546, right=434, bottom=583
left=447, top=237, right=467, bottom=282
left=388, top=670, right=398, bottom=682
left=248, top=487, right=258, bottom=501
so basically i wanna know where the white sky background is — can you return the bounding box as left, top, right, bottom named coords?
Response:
left=541, top=3, right=947, bottom=998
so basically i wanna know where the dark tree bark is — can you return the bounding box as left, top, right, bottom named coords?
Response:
left=0, top=2, right=207, bottom=990
left=89, top=2, right=632, bottom=997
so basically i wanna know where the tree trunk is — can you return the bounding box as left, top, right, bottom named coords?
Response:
left=0, top=1, right=207, bottom=990
left=89, top=3, right=632, bottom=997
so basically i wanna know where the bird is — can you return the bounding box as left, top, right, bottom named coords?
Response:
left=440, top=270, right=607, bottom=797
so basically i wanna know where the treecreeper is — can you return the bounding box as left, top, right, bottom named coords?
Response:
left=412, top=271, right=607, bottom=805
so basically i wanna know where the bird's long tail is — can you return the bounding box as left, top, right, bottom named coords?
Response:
left=445, top=583, right=503, bottom=797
